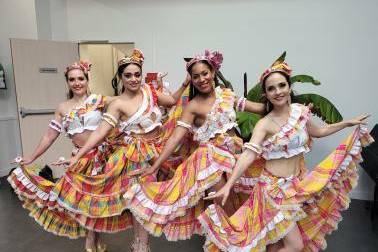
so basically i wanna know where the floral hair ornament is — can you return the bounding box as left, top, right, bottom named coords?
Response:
left=64, top=60, right=92, bottom=75
left=118, top=48, right=145, bottom=68
left=186, top=49, right=223, bottom=71
left=259, top=51, right=292, bottom=83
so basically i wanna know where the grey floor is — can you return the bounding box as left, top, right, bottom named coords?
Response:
left=1, top=177, right=377, bottom=252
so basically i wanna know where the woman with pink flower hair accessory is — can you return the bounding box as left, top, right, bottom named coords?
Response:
left=8, top=60, right=121, bottom=251
left=124, top=49, right=266, bottom=242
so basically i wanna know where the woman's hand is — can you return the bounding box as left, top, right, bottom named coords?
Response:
left=67, top=156, right=79, bottom=168
left=182, top=73, right=191, bottom=87
left=203, top=184, right=232, bottom=206
left=128, top=163, right=159, bottom=177
left=157, top=72, right=168, bottom=88
left=50, top=157, right=70, bottom=166
left=345, top=114, right=370, bottom=127
left=11, top=156, right=34, bottom=166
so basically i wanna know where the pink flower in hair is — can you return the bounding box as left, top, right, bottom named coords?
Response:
left=186, top=49, right=224, bottom=71
left=208, top=50, right=223, bottom=70
left=79, top=60, right=92, bottom=73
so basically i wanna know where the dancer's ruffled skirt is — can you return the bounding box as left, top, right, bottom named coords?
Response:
left=198, top=126, right=374, bottom=252
left=123, top=132, right=259, bottom=241
left=8, top=143, right=135, bottom=238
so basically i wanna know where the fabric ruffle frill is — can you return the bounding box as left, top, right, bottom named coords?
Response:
left=123, top=87, right=259, bottom=241
left=198, top=125, right=374, bottom=252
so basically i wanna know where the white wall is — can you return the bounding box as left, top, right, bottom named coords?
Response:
left=0, top=0, right=38, bottom=176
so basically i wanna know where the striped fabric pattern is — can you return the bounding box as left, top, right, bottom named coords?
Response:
left=198, top=126, right=374, bottom=252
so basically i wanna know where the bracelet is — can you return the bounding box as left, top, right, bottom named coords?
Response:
left=236, top=97, right=246, bottom=112
left=177, top=120, right=192, bottom=130
left=102, top=113, right=118, bottom=128
left=243, top=142, right=262, bottom=155
left=49, top=119, right=62, bottom=133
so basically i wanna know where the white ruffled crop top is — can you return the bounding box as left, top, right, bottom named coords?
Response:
left=118, top=84, right=162, bottom=135
left=261, top=103, right=312, bottom=160
left=49, top=94, right=106, bottom=137
left=192, top=87, right=237, bottom=142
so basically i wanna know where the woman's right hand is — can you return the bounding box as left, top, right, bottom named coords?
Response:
left=11, top=156, right=34, bottom=166
left=182, top=73, right=191, bottom=87
left=203, top=184, right=232, bottom=206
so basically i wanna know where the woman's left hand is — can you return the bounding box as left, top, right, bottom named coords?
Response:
left=67, top=156, right=79, bottom=168
left=128, top=164, right=159, bottom=177
left=51, top=157, right=70, bottom=166
left=203, top=184, right=232, bottom=206
left=346, top=114, right=370, bottom=127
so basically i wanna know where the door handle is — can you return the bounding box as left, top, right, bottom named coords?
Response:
left=19, top=107, right=55, bottom=118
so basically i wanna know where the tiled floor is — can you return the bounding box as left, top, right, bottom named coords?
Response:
left=1, top=177, right=377, bottom=251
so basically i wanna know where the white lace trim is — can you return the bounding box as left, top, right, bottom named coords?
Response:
left=10, top=167, right=57, bottom=202
left=193, top=87, right=237, bottom=142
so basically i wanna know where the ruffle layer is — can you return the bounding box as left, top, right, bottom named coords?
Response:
left=123, top=135, right=238, bottom=239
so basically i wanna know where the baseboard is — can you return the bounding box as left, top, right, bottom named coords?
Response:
left=350, top=190, right=374, bottom=201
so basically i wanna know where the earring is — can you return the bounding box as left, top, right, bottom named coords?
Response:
left=287, top=95, right=291, bottom=105
left=266, top=102, right=270, bottom=112
left=87, top=86, right=92, bottom=95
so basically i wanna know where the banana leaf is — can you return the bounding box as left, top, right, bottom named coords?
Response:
left=236, top=112, right=261, bottom=140
left=246, top=74, right=321, bottom=103
left=246, top=83, right=263, bottom=102
left=290, top=75, right=321, bottom=85
left=294, top=93, right=343, bottom=123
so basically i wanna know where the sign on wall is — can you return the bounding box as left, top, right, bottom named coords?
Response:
left=0, top=63, right=6, bottom=89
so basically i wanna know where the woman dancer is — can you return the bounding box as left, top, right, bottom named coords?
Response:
left=124, top=50, right=265, bottom=242
left=68, top=48, right=190, bottom=251
left=8, top=60, right=116, bottom=251
left=201, top=58, right=373, bottom=252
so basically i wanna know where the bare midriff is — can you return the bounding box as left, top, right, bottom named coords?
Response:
left=265, top=154, right=304, bottom=178
left=128, top=127, right=162, bottom=141
left=70, top=130, right=93, bottom=148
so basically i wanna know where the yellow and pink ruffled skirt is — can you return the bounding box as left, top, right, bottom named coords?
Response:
left=123, top=133, right=251, bottom=241
left=8, top=143, right=135, bottom=238
left=198, top=126, right=374, bottom=252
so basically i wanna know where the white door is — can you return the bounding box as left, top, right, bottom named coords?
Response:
left=11, top=38, right=78, bottom=177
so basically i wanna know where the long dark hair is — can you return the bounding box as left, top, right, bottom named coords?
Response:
left=187, top=60, right=219, bottom=100
left=65, top=70, right=88, bottom=99
left=261, top=71, right=296, bottom=115
left=111, top=63, right=142, bottom=95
